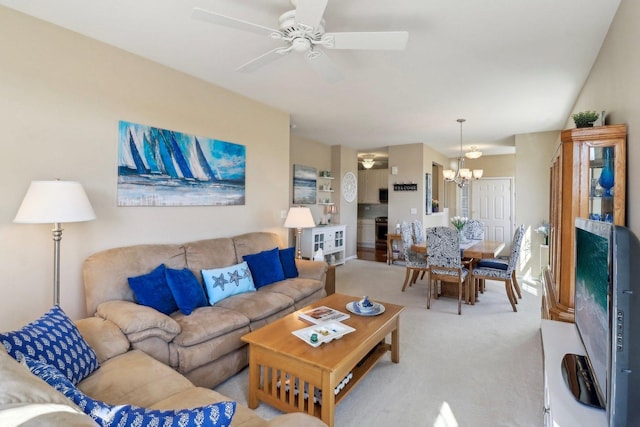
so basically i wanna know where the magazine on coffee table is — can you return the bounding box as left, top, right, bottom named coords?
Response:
left=298, top=306, right=350, bottom=324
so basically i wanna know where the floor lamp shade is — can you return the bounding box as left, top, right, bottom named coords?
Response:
left=14, top=181, right=96, bottom=223
left=14, top=180, right=96, bottom=306
left=284, top=207, right=315, bottom=259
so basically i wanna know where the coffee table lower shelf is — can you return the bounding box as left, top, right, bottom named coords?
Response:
left=250, top=341, right=391, bottom=420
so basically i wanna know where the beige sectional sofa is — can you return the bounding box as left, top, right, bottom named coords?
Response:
left=0, top=316, right=327, bottom=426
left=82, top=232, right=333, bottom=388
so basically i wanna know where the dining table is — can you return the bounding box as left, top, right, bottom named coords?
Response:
left=410, top=239, right=506, bottom=304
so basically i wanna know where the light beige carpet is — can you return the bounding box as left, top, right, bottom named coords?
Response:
left=216, top=259, right=544, bottom=427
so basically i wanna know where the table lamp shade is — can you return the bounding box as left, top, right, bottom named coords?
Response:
left=14, top=181, right=96, bottom=224
left=284, top=207, right=315, bottom=229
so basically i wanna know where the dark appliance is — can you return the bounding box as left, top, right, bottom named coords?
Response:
left=379, top=188, right=388, bottom=204
left=375, top=216, right=388, bottom=249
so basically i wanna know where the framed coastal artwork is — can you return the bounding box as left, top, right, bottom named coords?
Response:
left=292, top=164, right=317, bottom=205
left=117, top=120, right=246, bottom=206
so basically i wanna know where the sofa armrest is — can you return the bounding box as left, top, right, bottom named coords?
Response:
left=96, top=300, right=181, bottom=343
left=75, top=317, right=130, bottom=364
left=266, top=413, right=328, bottom=427
left=295, top=259, right=327, bottom=281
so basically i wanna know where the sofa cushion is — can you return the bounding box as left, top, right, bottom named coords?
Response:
left=259, top=277, right=325, bottom=303
left=128, top=264, right=178, bottom=315
left=202, top=261, right=256, bottom=305
left=477, top=259, right=509, bottom=270
left=77, top=350, right=193, bottom=408
left=166, top=267, right=208, bottom=315
left=213, top=290, right=293, bottom=322
left=0, top=305, right=99, bottom=385
left=25, top=356, right=236, bottom=427
left=279, top=247, right=299, bottom=278
left=171, top=306, right=250, bottom=347
left=243, top=247, right=285, bottom=288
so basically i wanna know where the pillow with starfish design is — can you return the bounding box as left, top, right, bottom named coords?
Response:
left=202, top=261, right=256, bottom=305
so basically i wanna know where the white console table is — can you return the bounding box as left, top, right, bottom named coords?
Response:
left=541, top=319, right=606, bottom=426
left=300, top=225, right=346, bottom=266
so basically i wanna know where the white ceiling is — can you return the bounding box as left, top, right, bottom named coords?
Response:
left=0, top=0, right=620, bottom=157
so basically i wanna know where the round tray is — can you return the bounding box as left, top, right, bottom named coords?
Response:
left=346, top=301, right=385, bottom=316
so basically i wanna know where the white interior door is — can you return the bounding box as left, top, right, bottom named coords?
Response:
left=471, top=178, right=513, bottom=246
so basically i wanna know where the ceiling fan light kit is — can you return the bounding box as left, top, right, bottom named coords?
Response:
left=192, top=0, right=409, bottom=82
left=444, top=119, right=483, bottom=188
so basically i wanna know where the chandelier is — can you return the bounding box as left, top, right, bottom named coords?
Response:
left=360, top=155, right=375, bottom=169
left=443, top=119, right=483, bottom=188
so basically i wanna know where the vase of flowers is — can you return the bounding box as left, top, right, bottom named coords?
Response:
left=535, top=221, right=550, bottom=245
left=451, top=216, right=468, bottom=243
left=432, top=199, right=439, bottom=213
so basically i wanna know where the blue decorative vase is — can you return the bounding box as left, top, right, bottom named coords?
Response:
left=599, top=147, right=615, bottom=196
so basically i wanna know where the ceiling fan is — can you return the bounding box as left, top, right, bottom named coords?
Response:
left=192, top=0, right=409, bottom=83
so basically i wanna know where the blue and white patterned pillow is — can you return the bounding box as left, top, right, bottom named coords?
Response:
left=24, top=357, right=236, bottom=427
left=0, top=305, right=99, bottom=384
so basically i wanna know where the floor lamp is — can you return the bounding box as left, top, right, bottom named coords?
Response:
left=284, top=206, right=315, bottom=259
left=14, top=180, right=96, bottom=306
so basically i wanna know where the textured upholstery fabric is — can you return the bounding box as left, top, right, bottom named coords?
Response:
left=243, top=247, right=286, bottom=288
left=166, top=267, right=208, bottom=315
left=128, top=264, right=179, bottom=315
left=74, top=317, right=130, bottom=364
left=182, top=237, right=237, bottom=285
left=202, top=261, right=256, bottom=305
left=462, top=219, right=485, bottom=241
left=412, top=220, right=425, bottom=244
left=96, top=300, right=181, bottom=342
left=0, top=306, right=99, bottom=385
left=477, top=259, right=508, bottom=270
left=25, top=357, right=236, bottom=427
left=0, top=349, right=94, bottom=426
left=171, top=306, right=249, bottom=347
left=83, top=243, right=186, bottom=316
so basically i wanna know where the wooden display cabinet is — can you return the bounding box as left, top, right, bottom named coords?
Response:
left=543, top=124, right=626, bottom=322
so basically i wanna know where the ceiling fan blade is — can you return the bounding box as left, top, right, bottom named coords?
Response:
left=295, top=0, right=328, bottom=30
left=192, top=7, right=281, bottom=37
left=236, top=48, right=289, bottom=73
left=305, top=50, right=343, bottom=84
left=323, top=31, right=409, bottom=50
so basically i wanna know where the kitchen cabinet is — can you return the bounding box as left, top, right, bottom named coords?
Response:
left=543, top=124, right=626, bottom=322
left=357, top=219, right=375, bottom=248
left=357, top=169, right=388, bottom=203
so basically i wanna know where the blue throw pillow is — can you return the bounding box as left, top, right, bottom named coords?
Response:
left=24, top=357, right=236, bottom=427
left=0, top=305, right=99, bottom=385
left=128, top=264, right=178, bottom=315
left=477, top=259, right=509, bottom=270
left=202, top=261, right=256, bottom=305
left=279, top=247, right=299, bottom=279
left=165, top=268, right=208, bottom=315
left=243, top=247, right=285, bottom=288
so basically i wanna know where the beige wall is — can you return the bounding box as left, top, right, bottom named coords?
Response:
left=332, top=146, right=359, bottom=260
left=0, top=7, right=290, bottom=328
left=515, top=131, right=559, bottom=281
left=570, top=0, right=639, bottom=236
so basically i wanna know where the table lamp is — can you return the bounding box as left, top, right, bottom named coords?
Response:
left=14, top=180, right=96, bottom=306
left=284, top=206, right=315, bottom=259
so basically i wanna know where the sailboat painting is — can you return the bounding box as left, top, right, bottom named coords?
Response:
left=117, top=120, right=246, bottom=206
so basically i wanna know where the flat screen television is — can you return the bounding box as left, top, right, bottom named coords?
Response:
left=563, top=218, right=640, bottom=426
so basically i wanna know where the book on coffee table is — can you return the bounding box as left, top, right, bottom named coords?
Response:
left=298, top=306, right=350, bottom=324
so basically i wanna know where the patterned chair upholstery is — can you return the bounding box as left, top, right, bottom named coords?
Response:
left=400, top=221, right=429, bottom=292
left=426, top=226, right=470, bottom=315
left=471, top=225, right=525, bottom=312
left=412, top=220, right=425, bottom=244
left=462, top=219, right=485, bottom=241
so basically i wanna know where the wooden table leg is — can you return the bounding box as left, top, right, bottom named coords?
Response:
left=247, top=346, right=259, bottom=409
left=391, top=317, right=400, bottom=363
left=320, top=371, right=335, bottom=427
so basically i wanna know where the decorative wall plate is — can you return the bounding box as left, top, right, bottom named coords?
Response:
left=342, top=172, right=357, bottom=202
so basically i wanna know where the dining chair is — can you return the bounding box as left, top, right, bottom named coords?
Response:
left=462, top=219, right=485, bottom=241
left=471, top=224, right=525, bottom=312
left=412, top=220, right=425, bottom=244
left=426, top=226, right=470, bottom=315
left=400, top=221, right=429, bottom=292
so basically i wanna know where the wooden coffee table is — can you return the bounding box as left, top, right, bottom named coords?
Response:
left=241, top=293, right=404, bottom=427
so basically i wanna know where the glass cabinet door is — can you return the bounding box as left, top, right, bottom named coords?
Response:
left=588, top=146, right=616, bottom=222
